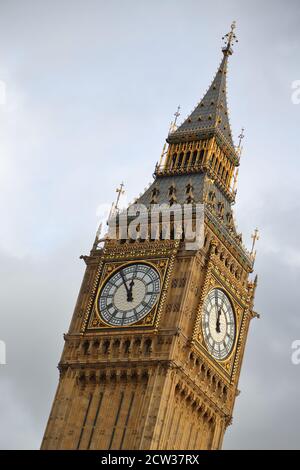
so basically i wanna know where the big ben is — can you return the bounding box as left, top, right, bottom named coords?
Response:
left=41, top=23, right=258, bottom=450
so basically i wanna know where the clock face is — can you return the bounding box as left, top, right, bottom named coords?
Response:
left=98, top=263, right=161, bottom=326
left=202, top=288, right=236, bottom=361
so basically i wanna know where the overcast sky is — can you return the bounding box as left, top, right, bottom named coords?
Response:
left=0, top=0, right=300, bottom=450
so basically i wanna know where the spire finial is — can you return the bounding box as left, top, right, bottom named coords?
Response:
left=222, top=21, right=238, bottom=55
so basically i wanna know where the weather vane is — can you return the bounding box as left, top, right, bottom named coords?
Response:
left=222, top=21, right=238, bottom=54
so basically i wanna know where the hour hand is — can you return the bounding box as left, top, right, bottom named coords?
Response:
left=127, top=279, right=134, bottom=302
left=127, top=268, right=137, bottom=302
left=216, top=309, right=221, bottom=333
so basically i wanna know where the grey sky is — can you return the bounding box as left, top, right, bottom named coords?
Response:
left=0, top=0, right=300, bottom=449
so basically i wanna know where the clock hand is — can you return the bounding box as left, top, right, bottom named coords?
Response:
left=216, top=309, right=222, bottom=334
left=127, top=266, right=138, bottom=302
left=127, top=279, right=135, bottom=302
left=120, top=270, right=130, bottom=295
left=120, top=269, right=135, bottom=302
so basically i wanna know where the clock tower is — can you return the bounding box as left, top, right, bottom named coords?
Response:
left=41, top=23, right=258, bottom=450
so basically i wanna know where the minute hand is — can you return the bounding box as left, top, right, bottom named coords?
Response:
left=216, top=309, right=222, bottom=333
left=120, top=270, right=130, bottom=294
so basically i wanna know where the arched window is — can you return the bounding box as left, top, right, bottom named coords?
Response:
left=199, top=149, right=205, bottom=163
left=191, top=150, right=198, bottom=166
left=123, top=339, right=131, bottom=354
left=83, top=341, right=89, bottom=355
left=170, top=153, right=177, bottom=169
left=186, top=183, right=193, bottom=194
left=168, top=185, right=176, bottom=196
left=150, top=187, right=159, bottom=204
left=143, top=338, right=152, bottom=354
left=177, top=152, right=184, bottom=168
left=102, top=340, right=110, bottom=354
left=185, top=151, right=191, bottom=168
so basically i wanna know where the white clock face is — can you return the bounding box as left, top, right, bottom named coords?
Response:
left=98, top=263, right=161, bottom=326
left=202, top=288, right=236, bottom=360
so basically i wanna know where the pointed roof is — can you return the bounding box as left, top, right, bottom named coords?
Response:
left=168, top=23, right=238, bottom=154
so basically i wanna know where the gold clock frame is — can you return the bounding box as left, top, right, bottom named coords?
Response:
left=192, top=263, right=248, bottom=381
left=201, top=286, right=237, bottom=363
left=85, top=256, right=174, bottom=331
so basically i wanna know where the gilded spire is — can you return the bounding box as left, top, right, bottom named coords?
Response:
left=168, top=22, right=238, bottom=154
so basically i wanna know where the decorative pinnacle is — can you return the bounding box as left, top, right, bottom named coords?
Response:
left=236, top=127, right=245, bottom=157
left=115, top=182, right=125, bottom=210
left=174, top=105, right=181, bottom=125
left=238, top=127, right=245, bottom=148
left=232, top=168, right=239, bottom=192
left=169, top=105, right=181, bottom=134
left=250, top=228, right=260, bottom=259
left=222, top=21, right=238, bottom=55
left=108, top=182, right=125, bottom=220
left=96, top=222, right=103, bottom=240
left=159, top=142, right=167, bottom=166
left=93, top=222, right=106, bottom=249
